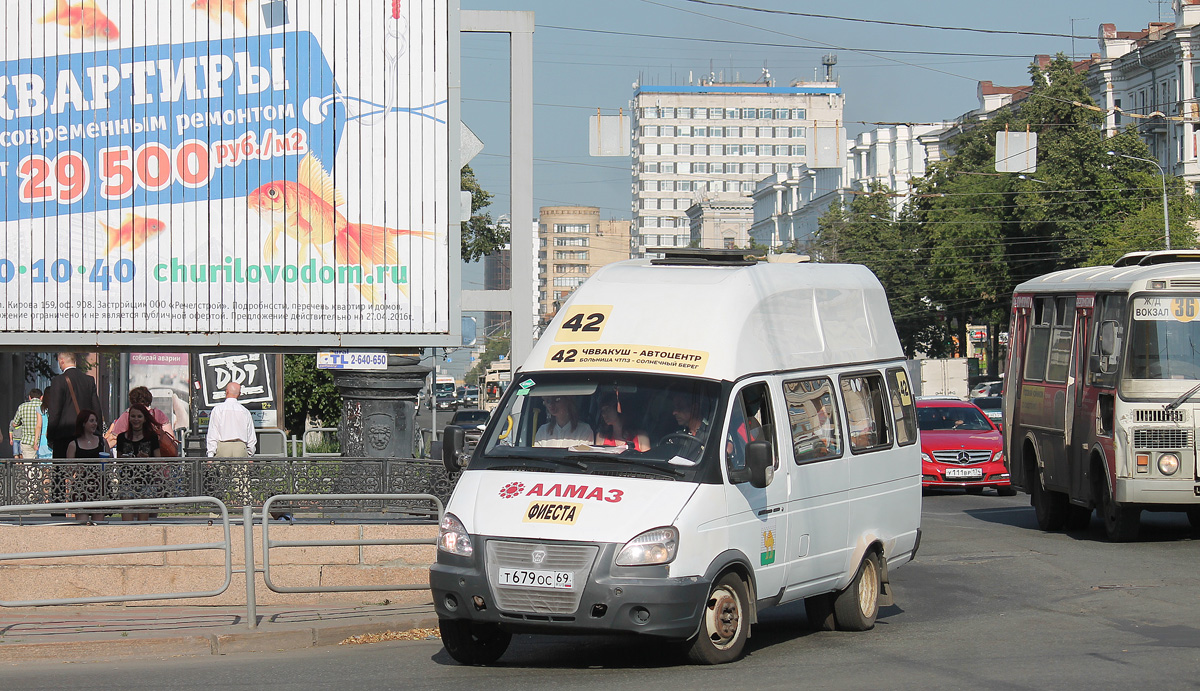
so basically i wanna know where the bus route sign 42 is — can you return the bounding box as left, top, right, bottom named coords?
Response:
left=317, top=351, right=389, bottom=371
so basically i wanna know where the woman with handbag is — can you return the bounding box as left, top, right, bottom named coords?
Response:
left=105, top=387, right=177, bottom=455
left=114, top=403, right=165, bottom=521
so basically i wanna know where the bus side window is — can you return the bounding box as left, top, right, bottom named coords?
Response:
left=725, top=382, right=778, bottom=474
left=784, top=377, right=843, bottom=464
left=1090, top=294, right=1125, bottom=386
left=885, top=368, right=918, bottom=446
left=1024, top=297, right=1054, bottom=381
left=1045, top=296, right=1076, bottom=383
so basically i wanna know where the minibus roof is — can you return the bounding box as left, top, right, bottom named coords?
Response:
left=528, top=257, right=903, bottom=382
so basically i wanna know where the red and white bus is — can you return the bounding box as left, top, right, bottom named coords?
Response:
left=1005, top=251, right=1200, bottom=541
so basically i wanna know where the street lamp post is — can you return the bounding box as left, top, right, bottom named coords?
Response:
left=1107, top=150, right=1170, bottom=250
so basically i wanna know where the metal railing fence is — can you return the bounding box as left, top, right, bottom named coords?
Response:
left=0, top=458, right=459, bottom=510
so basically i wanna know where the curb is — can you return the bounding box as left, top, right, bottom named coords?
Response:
left=0, top=613, right=441, bottom=663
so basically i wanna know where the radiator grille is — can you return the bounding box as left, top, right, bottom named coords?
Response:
left=931, top=450, right=993, bottom=465
left=1132, top=428, right=1192, bottom=449
left=1134, top=409, right=1187, bottom=423
left=485, top=540, right=598, bottom=615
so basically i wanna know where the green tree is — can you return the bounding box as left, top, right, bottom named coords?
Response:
left=461, top=165, right=505, bottom=262
left=283, top=354, right=342, bottom=440
left=464, top=331, right=511, bottom=385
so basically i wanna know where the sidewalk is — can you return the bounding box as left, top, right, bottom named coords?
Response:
left=0, top=602, right=439, bottom=662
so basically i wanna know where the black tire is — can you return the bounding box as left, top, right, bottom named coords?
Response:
left=804, top=592, right=836, bottom=631
left=1029, top=465, right=1068, bottom=531
left=1065, top=504, right=1092, bottom=531
left=686, top=572, right=750, bottom=664
left=439, top=618, right=511, bottom=666
left=965, top=486, right=984, bottom=495
left=833, top=552, right=881, bottom=632
left=1187, top=508, right=1200, bottom=532
left=1099, top=488, right=1140, bottom=542
left=996, top=486, right=1018, bottom=497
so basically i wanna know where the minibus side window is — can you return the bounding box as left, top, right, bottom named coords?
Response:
left=840, top=373, right=893, bottom=453
left=784, top=377, right=842, bottom=464
left=885, top=368, right=918, bottom=446
left=725, top=382, right=778, bottom=474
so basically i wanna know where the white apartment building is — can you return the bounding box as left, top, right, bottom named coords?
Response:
left=848, top=123, right=950, bottom=204
left=632, top=78, right=845, bottom=254
left=749, top=165, right=845, bottom=250
left=685, top=195, right=754, bottom=249
left=1087, top=2, right=1200, bottom=188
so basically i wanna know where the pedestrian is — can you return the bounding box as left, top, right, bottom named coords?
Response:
left=42, top=353, right=104, bottom=511
left=115, top=403, right=165, bottom=521
left=205, top=383, right=287, bottom=520
left=8, top=388, right=43, bottom=459
left=66, top=409, right=109, bottom=524
left=105, top=386, right=177, bottom=456
left=44, top=353, right=104, bottom=459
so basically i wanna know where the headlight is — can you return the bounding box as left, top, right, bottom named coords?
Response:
left=921, top=453, right=934, bottom=464
left=992, top=450, right=1005, bottom=465
left=1158, top=453, right=1180, bottom=476
left=616, top=527, right=678, bottom=566
left=438, top=512, right=474, bottom=557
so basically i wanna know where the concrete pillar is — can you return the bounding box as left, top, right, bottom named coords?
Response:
left=333, top=355, right=432, bottom=458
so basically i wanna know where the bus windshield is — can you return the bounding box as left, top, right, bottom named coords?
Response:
left=476, top=371, right=723, bottom=481
left=1126, top=297, right=1200, bottom=381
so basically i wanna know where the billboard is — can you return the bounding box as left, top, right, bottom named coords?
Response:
left=196, top=352, right=279, bottom=428
left=0, top=1, right=453, bottom=345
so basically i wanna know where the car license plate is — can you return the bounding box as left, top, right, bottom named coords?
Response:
left=497, top=568, right=574, bottom=590
left=944, top=468, right=983, bottom=479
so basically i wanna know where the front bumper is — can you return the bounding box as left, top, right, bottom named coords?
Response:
left=922, top=462, right=1010, bottom=488
left=430, top=537, right=710, bottom=640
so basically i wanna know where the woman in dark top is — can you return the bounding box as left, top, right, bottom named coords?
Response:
left=66, top=409, right=109, bottom=523
left=115, top=404, right=163, bottom=521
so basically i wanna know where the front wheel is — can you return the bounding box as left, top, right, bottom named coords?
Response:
left=833, top=552, right=881, bottom=631
left=1099, top=489, right=1140, bottom=542
left=439, top=619, right=511, bottom=666
left=996, top=486, right=1018, bottom=497
left=686, top=573, right=750, bottom=664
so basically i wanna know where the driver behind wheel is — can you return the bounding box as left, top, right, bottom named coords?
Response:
left=670, top=389, right=709, bottom=438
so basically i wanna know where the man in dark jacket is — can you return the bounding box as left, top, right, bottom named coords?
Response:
left=43, top=352, right=104, bottom=458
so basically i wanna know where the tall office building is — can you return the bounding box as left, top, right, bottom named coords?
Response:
left=538, top=206, right=634, bottom=321
left=632, top=73, right=845, bottom=254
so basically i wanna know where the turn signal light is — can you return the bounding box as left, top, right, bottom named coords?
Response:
left=1136, top=453, right=1150, bottom=473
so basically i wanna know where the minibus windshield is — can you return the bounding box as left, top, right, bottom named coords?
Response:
left=477, top=372, right=723, bottom=480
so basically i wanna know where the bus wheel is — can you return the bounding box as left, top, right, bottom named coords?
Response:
left=1029, top=467, right=1068, bottom=531
left=1099, top=490, right=1140, bottom=542
left=833, top=551, right=881, bottom=632
left=687, top=572, right=750, bottom=664
left=439, top=619, right=511, bottom=665
left=1187, top=509, right=1200, bottom=533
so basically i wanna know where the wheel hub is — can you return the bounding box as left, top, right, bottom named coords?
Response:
left=708, top=588, right=741, bottom=642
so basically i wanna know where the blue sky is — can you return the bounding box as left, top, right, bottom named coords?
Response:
left=460, top=0, right=1157, bottom=227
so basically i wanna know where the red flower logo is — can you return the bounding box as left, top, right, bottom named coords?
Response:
left=498, top=482, right=525, bottom=499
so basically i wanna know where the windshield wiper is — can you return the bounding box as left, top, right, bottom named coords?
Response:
left=1165, top=381, right=1200, bottom=411
left=486, top=447, right=590, bottom=470
left=564, top=452, right=685, bottom=477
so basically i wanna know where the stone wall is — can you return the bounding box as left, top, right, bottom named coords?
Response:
left=0, top=524, right=436, bottom=607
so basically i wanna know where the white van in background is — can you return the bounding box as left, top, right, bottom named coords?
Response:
left=433, top=249, right=922, bottom=665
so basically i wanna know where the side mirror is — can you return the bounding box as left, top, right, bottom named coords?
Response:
left=442, top=426, right=467, bottom=473
left=745, top=440, right=775, bottom=489
left=1099, top=320, right=1118, bottom=356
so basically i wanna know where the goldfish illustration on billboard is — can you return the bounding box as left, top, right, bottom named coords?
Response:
left=39, top=0, right=119, bottom=40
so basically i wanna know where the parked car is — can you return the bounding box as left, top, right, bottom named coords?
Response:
left=916, top=399, right=1014, bottom=496
left=971, top=396, right=1004, bottom=430
left=970, top=380, right=1003, bottom=397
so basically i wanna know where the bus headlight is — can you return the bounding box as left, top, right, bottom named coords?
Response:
left=438, top=513, right=474, bottom=557
left=1158, top=453, right=1180, bottom=476
left=616, top=527, right=678, bottom=566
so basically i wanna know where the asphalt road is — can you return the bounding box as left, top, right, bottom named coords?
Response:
left=6, top=490, right=1200, bottom=690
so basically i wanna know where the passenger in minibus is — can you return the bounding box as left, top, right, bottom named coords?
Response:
left=594, top=393, right=650, bottom=452
left=533, top=396, right=594, bottom=448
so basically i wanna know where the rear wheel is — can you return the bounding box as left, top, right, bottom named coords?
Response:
left=686, top=572, right=750, bottom=664
left=439, top=619, right=511, bottom=666
left=1029, top=464, right=1068, bottom=531
left=833, top=552, right=881, bottom=632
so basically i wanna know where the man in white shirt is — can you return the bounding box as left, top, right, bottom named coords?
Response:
left=206, top=382, right=256, bottom=457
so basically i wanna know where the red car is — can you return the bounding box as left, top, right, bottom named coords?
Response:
left=916, top=399, right=1014, bottom=496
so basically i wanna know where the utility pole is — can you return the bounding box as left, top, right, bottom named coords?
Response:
left=1069, top=18, right=1089, bottom=60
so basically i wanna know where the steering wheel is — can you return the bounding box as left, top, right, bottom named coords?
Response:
left=656, top=433, right=705, bottom=458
